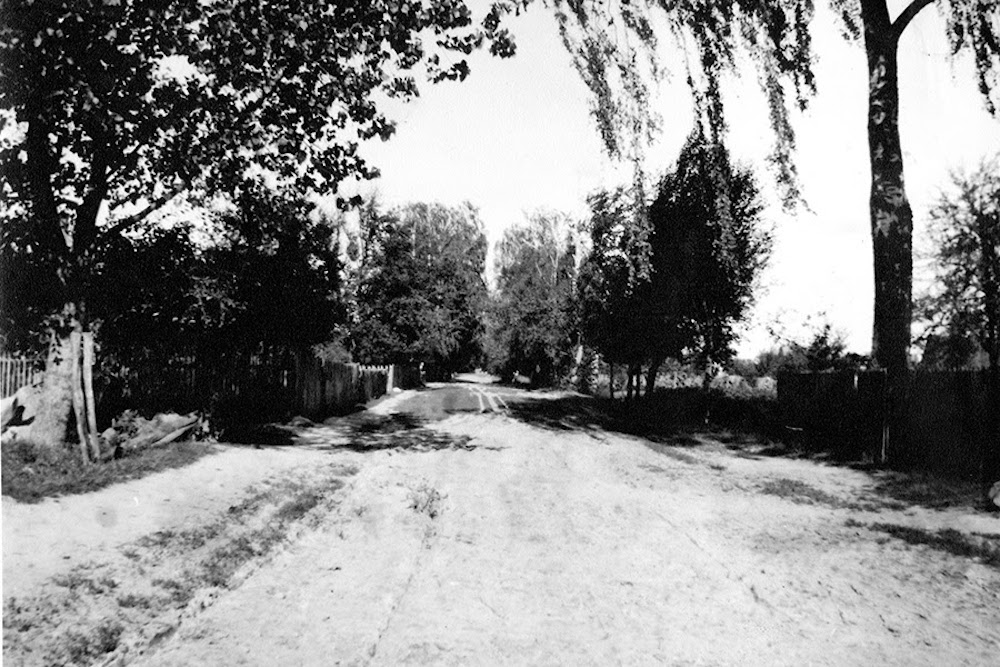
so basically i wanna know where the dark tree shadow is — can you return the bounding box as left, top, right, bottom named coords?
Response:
left=503, top=393, right=720, bottom=449
left=504, top=390, right=994, bottom=513
left=328, top=412, right=474, bottom=452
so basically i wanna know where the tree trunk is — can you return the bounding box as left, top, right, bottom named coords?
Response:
left=70, top=331, right=91, bottom=463
left=863, top=3, right=913, bottom=464
left=82, top=332, right=101, bottom=461
left=23, top=320, right=100, bottom=463
left=645, top=357, right=662, bottom=398
left=609, top=362, right=615, bottom=399
left=626, top=369, right=634, bottom=400
left=26, top=333, right=75, bottom=448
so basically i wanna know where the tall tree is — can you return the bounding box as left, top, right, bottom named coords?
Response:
left=550, top=0, right=999, bottom=450
left=579, top=132, right=770, bottom=397
left=917, top=156, right=1000, bottom=505
left=0, top=0, right=515, bottom=453
left=642, top=129, right=771, bottom=390
left=350, top=201, right=488, bottom=377
left=917, top=157, right=1000, bottom=373
left=488, top=211, right=577, bottom=386
left=577, top=186, right=651, bottom=396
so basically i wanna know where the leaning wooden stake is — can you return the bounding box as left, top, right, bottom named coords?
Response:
left=69, top=331, right=90, bottom=464
left=82, top=332, right=101, bottom=462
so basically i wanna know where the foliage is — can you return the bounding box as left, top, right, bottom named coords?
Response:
left=551, top=0, right=818, bottom=205
left=204, top=185, right=344, bottom=351
left=0, top=0, right=516, bottom=338
left=577, top=185, right=650, bottom=370
left=349, top=201, right=488, bottom=375
left=917, top=157, right=1000, bottom=371
left=90, top=185, right=342, bottom=363
left=579, top=131, right=770, bottom=379
left=552, top=0, right=1000, bottom=397
left=643, top=129, right=771, bottom=369
left=552, top=0, right=999, bottom=203
left=486, top=211, right=577, bottom=386
left=755, top=320, right=869, bottom=375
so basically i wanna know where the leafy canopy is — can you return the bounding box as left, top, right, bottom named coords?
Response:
left=917, top=156, right=1000, bottom=370
left=553, top=0, right=1000, bottom=204
left=580, top=129, right=771, bottom=370
left=487, top=211, right=577, bottom=385
left=0, top=0, right=517, bottom=263
left=349, top=201, right=488, bottom=374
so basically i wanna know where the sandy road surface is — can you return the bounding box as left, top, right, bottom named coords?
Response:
left=132, top=384, right=999, bottom=667
left=4, top=383, right=999, bottom=666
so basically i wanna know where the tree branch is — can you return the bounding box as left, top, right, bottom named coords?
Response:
left=891, top=0, right=936, bottom=43
left=103, top=185, right=185, bottom=238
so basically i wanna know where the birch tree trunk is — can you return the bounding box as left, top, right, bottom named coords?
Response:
left=863, top=1, right=913, bottom=463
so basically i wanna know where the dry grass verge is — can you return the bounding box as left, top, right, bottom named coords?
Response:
left=2, top=462, right=356, bottom=667
left=1, top=438, right=216, bottom=503
left=846, top=519, right=1000, bottom=570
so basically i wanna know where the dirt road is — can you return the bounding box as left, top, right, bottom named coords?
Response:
left=4, top=383, right=999, bottom=665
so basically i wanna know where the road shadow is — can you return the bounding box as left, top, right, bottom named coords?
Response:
left=503, top=393, right=713, bottom=449
left=329, top=413, right=477, bottom=452
left=504, top=392, right=994, bottom=513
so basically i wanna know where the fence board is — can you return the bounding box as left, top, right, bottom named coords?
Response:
left=1, top=357, right=43, bottom=398
left=778, top=369, right=994, bottom=477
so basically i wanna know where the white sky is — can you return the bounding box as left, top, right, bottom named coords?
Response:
left=351, top=2, right=1000, bottom=358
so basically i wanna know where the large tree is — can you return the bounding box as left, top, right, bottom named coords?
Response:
left=916, top=157, right=1000, bottom=503
left=579, top=131, right=770, bottom=398
left=0, top=0, right=515, bottom=454
left=349, top=201, right=488, bottom=377
left=917, top=158, right=1000, bottom=373
left=577, top=185, right=651, bottom=397
left=549, top=0, right=999, bottom=452
left=641, top=129, right=771, bottom=390
left=487, top=211, right=577, bottom=386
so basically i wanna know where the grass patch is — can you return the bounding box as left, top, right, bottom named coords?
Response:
left=151, top=576, right=197, bottom=605
left=116, top=593, right=153, bottom=609
left=849, top=519, right=1000, bottom=569
left=273, top=488, right=326, bottom=522
left=3, top=465, right=351, bottom=667
left=200, top=532, right=272, bottom=588
left=644, top=441, right=701, bottom=466
left=868, top=471, right=982, bottom=510
left=758, top=478, right=856, bottom=509
left=52, top=570, right=118, bottom=595
left=61, top=619, right=124, bottom=665
left=1, top=438, right=216, bottom=503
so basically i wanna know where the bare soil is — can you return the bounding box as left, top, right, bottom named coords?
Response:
left=4, top=384, right=999, bottom=666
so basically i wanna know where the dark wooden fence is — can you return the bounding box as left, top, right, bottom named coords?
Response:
left=778, top=370, right=997, bottom=478
left=97, top=350, right=423, bottom=424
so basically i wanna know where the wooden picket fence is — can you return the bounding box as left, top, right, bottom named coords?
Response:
left=1, top=356, right=43, bottom=398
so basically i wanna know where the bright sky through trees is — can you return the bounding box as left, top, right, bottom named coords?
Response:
left=354, top=2, right=1000, bottom=358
